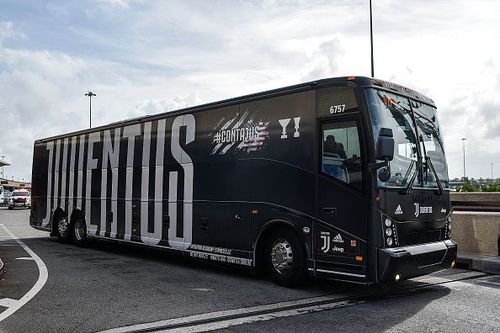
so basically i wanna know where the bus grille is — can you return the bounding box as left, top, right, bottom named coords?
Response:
left=402, top=230, right=442, bottom=246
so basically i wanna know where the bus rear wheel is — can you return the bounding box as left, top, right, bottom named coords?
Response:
left=72, top=217, right=88, bottom=247
left=56, top=216, right=71, bottom=242
left=264, top=228, right=306, bottom=287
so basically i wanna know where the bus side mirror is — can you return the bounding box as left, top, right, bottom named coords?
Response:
left=376, top=128, right=394, bottom=161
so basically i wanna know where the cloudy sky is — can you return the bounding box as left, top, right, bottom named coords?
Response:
left=0, top=0, right=499, bottom=181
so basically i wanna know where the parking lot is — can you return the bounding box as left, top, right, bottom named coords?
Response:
left=0, top=207, right=499, bottom=333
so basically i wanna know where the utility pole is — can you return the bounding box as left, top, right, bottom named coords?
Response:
left=461, top=138, right=466, bottom=180
left=85, top=91, right=96, bottom=128
left=369, top=0, right=374, bottom=77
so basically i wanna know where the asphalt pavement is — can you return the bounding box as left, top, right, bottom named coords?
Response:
left=0, top=208, right=499, bottom=333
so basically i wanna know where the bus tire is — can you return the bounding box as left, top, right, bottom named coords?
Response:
left=56, top=215, right=71, bottom=242
left=72, top=216, right=88, bottom=247
left=264, top=227, right=306, bottom=287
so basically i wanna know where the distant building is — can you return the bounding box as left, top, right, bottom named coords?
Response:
left=0, top=178, right=31, bottom=192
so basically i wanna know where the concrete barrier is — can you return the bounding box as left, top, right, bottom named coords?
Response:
left=451, top=211, right=500, bottom=256
left=450, top=192, right=500, bottom=212
left=451, top=194, right=500, bottom=274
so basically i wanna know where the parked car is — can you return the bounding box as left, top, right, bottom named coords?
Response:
left=8, top=190, right=31, bottom=209
left=0, top=190, right=11, bottom=207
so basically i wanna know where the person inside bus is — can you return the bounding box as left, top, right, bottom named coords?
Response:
left=322, top=135, right=348, bottom=181
left=324, top=135, right=347, bottom=159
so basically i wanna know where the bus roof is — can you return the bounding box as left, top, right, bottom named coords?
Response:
left=35, top=76, right=435, bottom=143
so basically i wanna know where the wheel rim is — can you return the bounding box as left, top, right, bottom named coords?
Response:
left=58, top=217, right=69, bottom=238
left=74, top=220, right=85, bottom=241
left=271, top=238, right=293, bottom=274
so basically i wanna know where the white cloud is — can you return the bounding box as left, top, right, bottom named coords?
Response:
left=97, top=0, right=138, bottom=8
left=130, top=93, right=203, bottom=118
left=0, top=21, right=25, bottom=45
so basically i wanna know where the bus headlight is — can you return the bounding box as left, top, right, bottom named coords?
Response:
left=386, top=237, right=393, bottom=246
left=384, top=218, right=392, bottom=227
left=385, top=228, right=393, bottom=236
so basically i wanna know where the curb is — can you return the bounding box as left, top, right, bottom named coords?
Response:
left=457, top=252, right=500, bottom=275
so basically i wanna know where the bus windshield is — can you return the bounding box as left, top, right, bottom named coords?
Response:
left=365, top=88, right=449, bottom=189
left=412, top=100, right=449, bottom=188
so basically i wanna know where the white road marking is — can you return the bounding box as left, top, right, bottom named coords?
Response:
left=99, top=294, right=347, bottom=333
left=15, top=257, right=35, bottom=260
left=190, top=288, right=214, bottom=292
left=478, top=280, right=500, bottom=287
left=0, top=224, right=49, bottom=322
left=0, top=298, right=19, bottom=308
left=160, top=299, right=362, bottom=333
left=101, top=270, right=486, bottom=333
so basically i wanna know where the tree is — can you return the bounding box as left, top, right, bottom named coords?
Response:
left=481, top=183, right=500, bottom=192
left=460, top=182, right=477, bottom=192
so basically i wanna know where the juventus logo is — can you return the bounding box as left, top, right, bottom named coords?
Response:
left=414, top=202, right=432, bottom=217
left=320, top=231, right=331, bottom=253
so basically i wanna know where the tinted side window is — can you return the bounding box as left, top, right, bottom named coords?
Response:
left=321, top=120, right=362, bottom=190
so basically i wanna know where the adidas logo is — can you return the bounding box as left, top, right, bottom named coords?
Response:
left=395, top=205, right=403, bottom=215
left=332, top=233, right=344, bottom=243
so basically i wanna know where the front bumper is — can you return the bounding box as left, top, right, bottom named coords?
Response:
left=9, top=202, right=30, bottom=208
left=378, top=239, right=457, bottom=282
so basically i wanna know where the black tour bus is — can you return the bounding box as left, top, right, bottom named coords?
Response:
left=30, top=77, right=457, bottom=286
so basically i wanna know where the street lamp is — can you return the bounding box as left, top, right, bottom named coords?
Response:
left=461, top=138, right=466, bottom=180
left=369, top=0, right=374, bottom=77
left=85, top=91, right=96, bottom=128
left=491, top=163, right=494, bottom=180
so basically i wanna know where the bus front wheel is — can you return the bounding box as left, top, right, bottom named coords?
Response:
left=264, top=228, right=306, bottom=287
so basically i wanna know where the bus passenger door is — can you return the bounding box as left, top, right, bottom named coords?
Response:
left=315, top=116, right=368, bottom=281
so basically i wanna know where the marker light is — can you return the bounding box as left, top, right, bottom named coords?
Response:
left=386, top=237, right=393, bottom=246
left=385, top=228, right=393, bottom=236
left=395, top=274, right=401, bottom=282
left=384, top=218, right=392, bottom=227
left=451, top=260, right=456, bottom=269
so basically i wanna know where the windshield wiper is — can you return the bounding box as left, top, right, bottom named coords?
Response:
left=400, top=159, right=418, bottom=195
left=425, top=156, right=444, bottom=195
left=419, top=134, right=444, bottom=195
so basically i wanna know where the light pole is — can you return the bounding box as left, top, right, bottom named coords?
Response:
left=369, top=0, right=374, bottom=77
left=461, top=138, right=466, bottom=180
left=1, top=155, right=4, bottom=179
left=491, top=163, right=494, bottom=180
left=85, top=91, right=96, bottom=128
